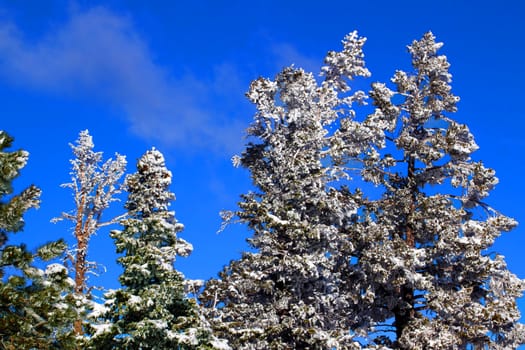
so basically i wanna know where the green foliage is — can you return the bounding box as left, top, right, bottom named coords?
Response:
left=0, top=131, right=78, bottom=349
left=89, top=149, right=223, bottom=349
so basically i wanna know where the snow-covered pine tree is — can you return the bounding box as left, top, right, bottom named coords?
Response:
left=200, top=32, right=377, bottom=349
left=346, top=32, right=525, bottom=349
left=89, top=148, right=227, bottom=349
left=0, top=131, right=78, bottom=349
left=53, top=129, right=127, bottom=334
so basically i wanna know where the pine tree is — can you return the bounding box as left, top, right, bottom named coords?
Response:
left=53, top=129, right=127, bottom=335
left=200, top=32, right=375, bottom=349
left=345, top=32, right=525, bottom=349
left=0, top=131, right=78, bottom=349
left=89, top=148, right=227, bottom=349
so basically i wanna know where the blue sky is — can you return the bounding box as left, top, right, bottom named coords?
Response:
left=2, top=0, right=524, bottom=326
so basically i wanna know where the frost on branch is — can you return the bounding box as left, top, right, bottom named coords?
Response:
left=53, top=130, right=126, bottom=335
left=322, top=31, right=371, bottom=92
left=345, top=32, right=525, bottom=349
left=201, top=32, right=371, bottom=349
left=88, top=148, right=226, bottom=349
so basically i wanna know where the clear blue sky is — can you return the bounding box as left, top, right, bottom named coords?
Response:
left=2, top=0, right=524, bottom=327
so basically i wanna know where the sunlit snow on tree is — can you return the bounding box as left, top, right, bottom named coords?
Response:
left=201, top=32, right=375, bottom=349
left=53, top=129, right=127, bottom=335
left=89, top=148, right=228, bottom=349
left=344, top=32, right=525, bottom=349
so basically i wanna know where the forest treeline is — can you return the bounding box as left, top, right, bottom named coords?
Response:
left=1, top=31, right=524, bottom=349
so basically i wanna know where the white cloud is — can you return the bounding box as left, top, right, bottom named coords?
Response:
left=0, top=7, right=247, bottom=154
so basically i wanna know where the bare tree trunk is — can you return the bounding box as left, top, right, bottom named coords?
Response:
left=73, top=187, right=87, bottom=336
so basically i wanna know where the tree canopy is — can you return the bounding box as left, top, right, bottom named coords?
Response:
left=1, top=30, right=523, bottom=350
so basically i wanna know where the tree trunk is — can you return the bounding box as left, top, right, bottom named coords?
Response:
left=394, top=156, right=417, bottom=348
left=73, top=234, right=87, bottom=335
left=73, top=187, right=87, bottom=336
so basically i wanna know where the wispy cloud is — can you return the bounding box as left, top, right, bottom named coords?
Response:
left=271, top=42, right=321, bottom=74
left=0, top=7, right=247, bottom=154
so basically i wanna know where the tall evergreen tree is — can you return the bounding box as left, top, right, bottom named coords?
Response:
left=200, top=32, right=375, bottom=349
left=89, top=148, right=227, bottom=349
left=345, top=32, right=525, bottom=349
left=53, top=129, right=126, bottom=334
left=0, top=131, right=78, bottom=349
